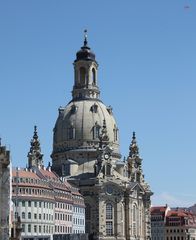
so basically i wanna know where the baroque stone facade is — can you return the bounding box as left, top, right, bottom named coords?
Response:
left=51, top=31, right=153, bottom=240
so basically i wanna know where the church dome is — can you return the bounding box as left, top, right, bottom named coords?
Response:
left=51, top=31, right=121, bottom=176
left=53, top=99, right=120, bottom=156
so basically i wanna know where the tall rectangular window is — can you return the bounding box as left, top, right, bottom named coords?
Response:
left=106, top=203, right=113, bottom=219
left=22, top=224, right=25, bottom=232
left=106, top=221, right=113, bottom=236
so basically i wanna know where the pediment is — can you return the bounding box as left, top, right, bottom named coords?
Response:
left=128, top=182, right=145, bottom=195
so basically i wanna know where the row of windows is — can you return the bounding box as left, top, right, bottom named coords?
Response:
left=17, top=200, right=54, bottom=209
left=73, top=218, right=85, bottom=225
left=13, top=187, right=53, bottom=198
left=22, top=224, right=53, bottom=234
left=166, top=229, right=186, bottom=233
left=13, top=177, right=48, bottom=186
left=152, top=237, right=164, bottom=240
left=151, top=216, right=163, bottom=221
left=16, top=212, right=53, bottom=221
left=55, top=202, right=72, bottom=211
left=66, top=126, right=118, bottom=141
left=166, top=237, right=185, bottom=240
left=73, top=229, right=85, bottom=234
left=74, top=206, right=85, bottom=214
left=54, top=189, right=72, bottom=200
left=168, top=223, right=181, bottom=226
left=55, top=213, right=72, bottom=221
left=55, top=225, right=72, bottom=234
left=152, top=229, right=164, bottom=233
left=152, top=222, right=164, bottom=226
left=78, top=67, right=96, bottom=86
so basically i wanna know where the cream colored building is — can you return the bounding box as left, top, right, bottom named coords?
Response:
left=12, top=126, right=85, bottom=240
left=165, top=209, right=196, bottom=240
left=51, top=32, right=153, bottom=240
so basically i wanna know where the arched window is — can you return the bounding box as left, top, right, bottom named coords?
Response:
left=92, top=68, right=96, bottom=85
left=106, top=164, right=112, bottom=176
left=80, top=67, right=86, bottom=85
left=106, top=203, right=113, bottom=236
left=22, top=212, right=25, bottom=219
left=28, top=212, right=31, bottom=219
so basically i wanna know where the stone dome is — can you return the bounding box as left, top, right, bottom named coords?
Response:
left=53, top=99, right=120, bottom=157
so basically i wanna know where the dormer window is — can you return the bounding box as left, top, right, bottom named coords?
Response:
left=70, top=105, right=77, bottom=114
left=107, top=106, right=113, bottom=115
left=90, top=103, right=98, bottom=113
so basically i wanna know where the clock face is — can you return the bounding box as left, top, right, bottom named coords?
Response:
left=106, top=185, right=113, bottom=194
left=104, top=153, right=110, bottom=160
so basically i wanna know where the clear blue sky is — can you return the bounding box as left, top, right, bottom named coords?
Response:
left=0, top=1, right=196, bottom=207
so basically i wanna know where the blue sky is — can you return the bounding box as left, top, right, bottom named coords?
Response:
left=0, top=1, right=196, bottom=207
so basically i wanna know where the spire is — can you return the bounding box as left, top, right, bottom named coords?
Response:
left=30, top=125, right=40, bottom=151
left=129, top=132, right=139, bottom=158
left=84, top=29, right=88, bottom=47
left=28, top=126, right=44, bottom=168
left=33, top=125, right=38, bottom=140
